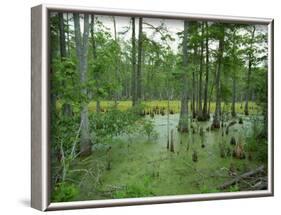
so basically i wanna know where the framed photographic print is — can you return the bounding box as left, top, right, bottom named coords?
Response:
left=31, top=4, right=274, bottom=211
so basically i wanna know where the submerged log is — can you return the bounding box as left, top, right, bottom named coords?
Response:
left=218, top=165, right=265, bottom=190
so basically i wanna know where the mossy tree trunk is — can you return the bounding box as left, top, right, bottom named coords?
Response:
left=202, top=21, right=209, bottom=120
left=178, top=20, right=189, bottom=133
left=212, top=25, right=225, bottom=129
left=198, top=22, right=204, bottom=120
left=131, top=17, right=137, bottom=106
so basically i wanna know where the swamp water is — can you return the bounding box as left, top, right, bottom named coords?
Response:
left=71, top=113, right=263, bottom=201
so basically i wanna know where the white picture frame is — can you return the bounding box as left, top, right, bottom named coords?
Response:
left=31, top=4, right=274, bottom=211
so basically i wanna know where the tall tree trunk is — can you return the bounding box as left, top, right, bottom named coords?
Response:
left=136, top=17, right=143, bottom=105
left=244, top=58, right=252, bottom=115
left=74, top=13, right=92, bottom=156
left=192, top=62, right=196, bottom=118
left=192, top=44, right=198, bottom=118
left=113, top=17, right=119, bottom=107
left=90, top=15, right=101, bottom=113
left=50, top=14, right=60, bottom=187
left=59, top=12, right=72, bottom=116
left=231, top=28, right=238, bottom=117
left=196, top=68, right=199, bottom=115
left=59, top=12, right=67, bottom=60
left=178, top=21, right=189, bottom=133
left=244, top=26, right=256, bottom=116
left=202, top=21, right=209, bottom=120
left=131, top=17, right=137, bottom=106
left=212, top=25, right=225, bottom=129
left=66, top=13, right=70, bottom=54
left=231, top=75, right=237, bottom=117
left=198, top=22, right=204, bottom=120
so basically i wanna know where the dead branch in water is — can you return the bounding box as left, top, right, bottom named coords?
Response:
left=218, top=165, right=265, bottom=190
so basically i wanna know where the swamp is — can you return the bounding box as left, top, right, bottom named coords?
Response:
left=49, top=12, right=269, bottom=202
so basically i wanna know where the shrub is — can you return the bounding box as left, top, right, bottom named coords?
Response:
left=113, top=176, right=154, bottom=198
left=141, top=119, right=158, bottom=140
left=52, top=182, right=79, bottom=202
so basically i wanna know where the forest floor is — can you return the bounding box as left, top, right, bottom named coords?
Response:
left=69, top=109, right=265, bottom=201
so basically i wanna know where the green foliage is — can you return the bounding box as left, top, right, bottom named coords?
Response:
left=52, top=182, right=79, bottom=202
left=49, top=12, right=269, bottom=201
left=141, top=119, right=158, bottom=140
left=244, top=116, right=268, bottom=163
left=200, top=185, right=220, bottom=194
left=228, top=184, right=240, bottom=192
left=90, top=107, right=143, bottom=143
left=113, top=176, right=154, bottom=198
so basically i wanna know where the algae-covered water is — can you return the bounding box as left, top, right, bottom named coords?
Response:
left=70, top=113, right=263, bottom=201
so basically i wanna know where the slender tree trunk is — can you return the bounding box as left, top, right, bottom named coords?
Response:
left=136, top=17, right=143, bottom=105
left=196, top=68, right=199, bottom=115
left=59, top=12, right=72, bottom=116
left=208, top=74, right=216, bottom=116
left=212, top=25, right=225, bottom=129
left=167, top=90, right=170, bottom=149
left=231, top=28, right=237, bottom=117
left=66, top=13, right=70, bottom=54
left=74, top=13, right=92, bottom=156
left=178, top=21, right=189, bottom=133
left=90, top=14, right=100, bottom=113
left=231, top=75, right=237, bottom=117
left=113, top=17, right=119, bottom=107
left=192, top=45, right=198, bottom=118
left=244, top=26, right=256, bottom=116
left=192, top=70, right=196, bottom=118
left=202, top=21, right=209, bottom=120
left=50, top=15, right=60, bottom=187
left=198, top=22, right=204, bottom=120
left=59, top=12, right=67, bottom=60
left=131, top=17, right=137, bottom=106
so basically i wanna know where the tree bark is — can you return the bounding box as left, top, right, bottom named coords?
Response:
left=192, top=43, right=198, bottom=118
left=192, top=70, right=196, bottom=118
left=90, top=15, right=101, bottom=113
left=198, top=22, right=204, bottom=120
left=59, top=12, right=72, bottom=116
left=66, top=13, right=70, bottom=54
left=113, top=17, right=119, bottom=107
left=244, top=26, right=256, bottom=116
left=59, top=12, right=67, bottom=60
left=136, top=17, right=143, bottom=105
left=202, top=21, right=209, bottom=120
left=231, top=76, right=237, bottom=117
left=131, top=17, right=137, bottom=106
left=178, top=21, right=189, bottom=133
left=212, top=25, right=225, bottom=129
left=74, top=13, right=92, bottom=156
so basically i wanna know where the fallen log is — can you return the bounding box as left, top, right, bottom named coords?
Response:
left=253, top=179, right=268, bottom=190
left=218, top=165, right=265, bottom=190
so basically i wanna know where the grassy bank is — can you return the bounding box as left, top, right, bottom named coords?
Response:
left=87, top=100, right=260, bottom=115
